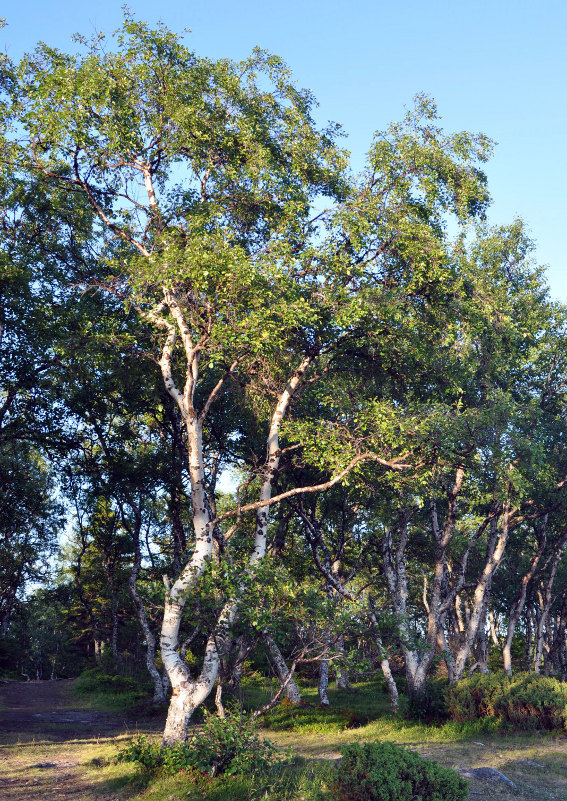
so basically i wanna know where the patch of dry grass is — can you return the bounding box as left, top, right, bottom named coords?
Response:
left=1, top=678, right=566, bottom=801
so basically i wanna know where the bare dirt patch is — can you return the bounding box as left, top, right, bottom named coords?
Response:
left=1, top=681, right=566, bottom=801
left=0, top=680, right=158, bottom=801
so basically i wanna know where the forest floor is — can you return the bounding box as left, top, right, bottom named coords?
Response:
left=0, top=678, right=566, bottom=800
left=0, top=679, right=159, bottom=800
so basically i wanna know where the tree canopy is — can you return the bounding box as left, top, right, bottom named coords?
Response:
left=2, top=14, right=567, bottom=747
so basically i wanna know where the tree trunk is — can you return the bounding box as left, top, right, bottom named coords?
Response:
left=226, top=635, right=249, bottom=693
left=117, top=496, right=167, bottom=705
left=108, top=571, right=121, bottom=665
left=129, top=558, right=166, bottom=704
left=534, top=530, right=567, bottom=673
left=264, top=635, right=302, bottom=703
left=382, top=505, right=444, bottom=700
left=335, top=635, right=351, bottom=690
left=544, top=591, right=567, bottom=676
left=318, top=651, right=330, bottom=706
left=160, top=411, right=218, bottom=741
left=526, top=609, right=535, bottom=671
left=453, top=509, right=511, bottom=681
left=503, top=519, right=546, bottom=675
left=489, top=611, right=500, bottom=647
left=374, top=630, right=399, bottom=713
left=157, top=300, right=312, bottom=741
left=162, top=630, right=220, bottom=744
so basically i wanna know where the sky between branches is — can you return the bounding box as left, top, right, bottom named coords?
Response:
left=3, top=0, right=566, bottom=298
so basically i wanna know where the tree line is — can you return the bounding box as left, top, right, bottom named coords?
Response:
left=2, top=15, right=567, bottom=744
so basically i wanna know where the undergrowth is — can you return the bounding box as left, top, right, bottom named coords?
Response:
left=74, top=667, right=150, bottom=712
left=337, top=741, right=468, bottom=801
left=446, top=672, right=567, bottom=731
left=118, top=709, right=286, bottom=777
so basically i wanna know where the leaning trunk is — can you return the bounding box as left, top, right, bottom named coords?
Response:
left=374, top=631, right=399, bottom=713
left=129, top=550, right=166, bottom=704
left=503, top=519, right=546, bottom=675
left=158, top=338, right=311, bottom=741
left=453, top=510, right=510, bottom=681
left=264, top=635, right=302, bottom=703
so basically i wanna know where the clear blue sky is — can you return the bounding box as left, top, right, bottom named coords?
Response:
left=3, top=1, right=566, bottom=298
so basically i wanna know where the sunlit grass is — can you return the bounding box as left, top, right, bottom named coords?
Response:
left=2, top=677, right=566, bottom=801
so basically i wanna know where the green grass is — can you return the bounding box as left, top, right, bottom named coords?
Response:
left=240, top=677, right=503, bottom=741
left=2, top=676, right=566, bottom=801
left=118, top=759, right=336, bottom=801
left=80, top=689, right=154, bottom=714
left=87, top=677, right=567, bottom=801
left=73, top=668, right=157, bottom=714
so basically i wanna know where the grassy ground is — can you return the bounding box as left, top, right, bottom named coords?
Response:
left=1, top=677, right=566, bottom=800
left=90, top=679, right=567, bottom=800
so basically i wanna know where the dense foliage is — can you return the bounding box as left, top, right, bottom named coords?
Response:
left=336, top=742, right=468, bottom=801
left=1, top=11, right=567, bottom=761
left=118, top=710, right=284, bottom=777
left=446, top=672, right=567, bottom=730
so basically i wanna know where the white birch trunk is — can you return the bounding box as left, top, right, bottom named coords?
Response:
left=373, top=629, right=399, bottom=713
left=160, top=349, right=311, bottom=741
left=382, top=507, right=440, bottom=699
left=318, top=653, right=330, bottom=706
left=453, top=511, right=510, bottom=681
left=503, top=520, right=546, bottom=675
left=161, top=412, right=217, bottom=743
left=264, top=635, right=302, bottom=703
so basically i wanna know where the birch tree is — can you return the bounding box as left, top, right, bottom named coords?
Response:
left=12, top=15, right=352, bottom=741
left=12, top=15, right=501, bottom=740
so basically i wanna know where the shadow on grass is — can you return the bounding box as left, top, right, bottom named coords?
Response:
left=242, top=678, right=506, bottom=745
left=93, top=758, right=337, bottom=801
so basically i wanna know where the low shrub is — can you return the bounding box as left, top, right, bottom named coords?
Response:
left=336, top=741, right=468, bottom=801
left=405, top=678, right=449, bottom=722
left=75, top=667, right=140, bottom=695
left=117, top=735, right=163, bottom=772
left=446, top=672, right=508, bottom=722
left=446, top=671, right=567, bottom=731
left=495, top=673, right=567, bottom=730
left=118, top=708, right=286, bottom=777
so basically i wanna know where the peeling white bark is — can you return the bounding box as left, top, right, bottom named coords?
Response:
left=503, top=519, right=547, bottom=675
left=264, top=635, right=302, bottom=704
left=157, top=328, right=312, bottom=742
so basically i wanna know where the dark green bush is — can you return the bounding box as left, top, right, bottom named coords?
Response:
left=118, top=709, right=286, bottom=777
left=336, top=742, right=467, bottom=801
left=75, top=667, right=140, bottom=694
left=446, top=671, right=567, bottom=730
left=405, top=678, right=449, bottom=722
left=446, top=672, right=508, bottom=722
left=494, top=673, right=567, bottom=730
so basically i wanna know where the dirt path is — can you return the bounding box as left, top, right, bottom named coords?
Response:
left=0, top=680, right=156, bottom=801
left=1, top=681, right=566, bottom=801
